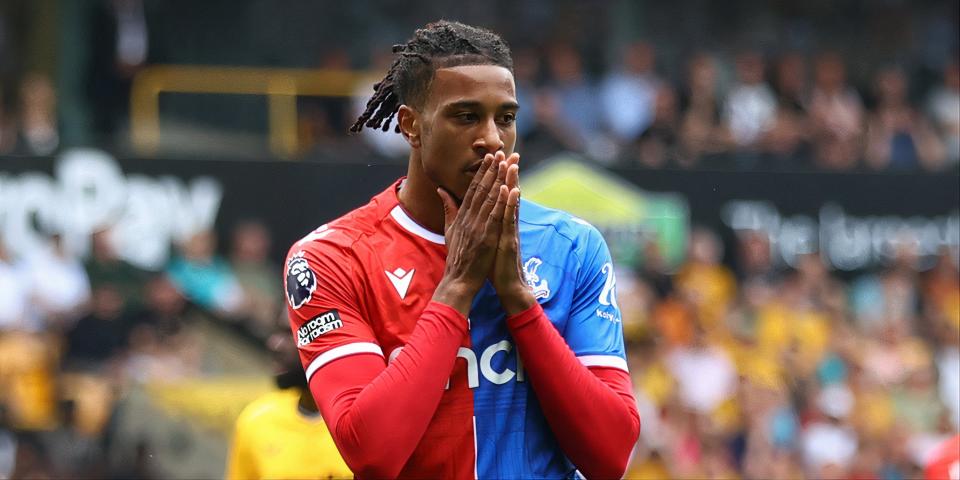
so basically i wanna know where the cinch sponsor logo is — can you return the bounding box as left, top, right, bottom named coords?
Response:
left=297, top=310, right=343, bottom=346
left=389, top=340, right=525, bottom=389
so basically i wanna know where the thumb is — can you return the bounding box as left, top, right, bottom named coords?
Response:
left=436, top=187, right=459, bottom=233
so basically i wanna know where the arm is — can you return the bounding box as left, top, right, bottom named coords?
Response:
left=294, top=155, right=510, bottom=478
left=491, top=157, right=640, bottom=478
left=309, top=302, right=467, bottom=479
left=506, top=303, right=639, bottom=480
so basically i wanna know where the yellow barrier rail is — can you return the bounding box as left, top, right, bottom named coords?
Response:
left=130, top=65, right=378, bottom=158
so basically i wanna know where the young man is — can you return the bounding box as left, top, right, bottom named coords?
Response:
left=285, top=21, right=639, bottom=479
left=226, top=332, right=352, bottom=479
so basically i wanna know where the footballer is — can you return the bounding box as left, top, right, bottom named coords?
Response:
left=284, top=20, right=640, bottom=479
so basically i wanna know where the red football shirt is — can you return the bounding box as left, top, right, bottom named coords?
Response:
left=285, top=179, right=475, bottom=477
left=284, top=178, right=639, bottom=479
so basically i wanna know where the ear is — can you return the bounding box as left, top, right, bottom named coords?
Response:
left=397, top=105, right=421, bottom=148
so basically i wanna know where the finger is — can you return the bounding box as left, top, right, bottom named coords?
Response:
left=497, top=159, right=509, bottom=185
left=460, top=154, right=493, bottom=213
left=503, top=186, right=521, bottom=241
left=436, top=187, right=459, bottom=234
left=476, top=161, right=506, bottom=222
left=495, top=150, right=506, bottom=165
left=489, top=184, right=509, bottom=226
left=506, top=152, right=520, bottom=167
left=469, top=155, right=502, bottom=216
left=505, top=163, right=519, bottom=191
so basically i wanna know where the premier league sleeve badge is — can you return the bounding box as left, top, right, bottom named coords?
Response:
left=286, top=251, right=317, bottom=309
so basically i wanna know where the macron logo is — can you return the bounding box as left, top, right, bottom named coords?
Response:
left=385, top=268, right=415, bottom=300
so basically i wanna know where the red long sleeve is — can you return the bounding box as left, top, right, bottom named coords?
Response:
left=507, top=303, right=641, bottom=479
left=308, top=301, right=467, bottom=479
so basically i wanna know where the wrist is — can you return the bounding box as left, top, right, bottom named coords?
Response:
left=432, top=277, right=476, bottom=317
left=497, top=285, right=537, bottom=316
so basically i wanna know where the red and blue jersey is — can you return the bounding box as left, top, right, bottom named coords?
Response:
left=285, top=179, right=628, bottom=479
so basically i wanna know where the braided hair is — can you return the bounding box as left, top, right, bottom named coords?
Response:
left=350, top=20, right=514, bottom=134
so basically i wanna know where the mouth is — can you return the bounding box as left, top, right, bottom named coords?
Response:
left=463, top=160, right=484, bottom=175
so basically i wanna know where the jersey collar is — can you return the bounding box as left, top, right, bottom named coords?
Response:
left=388, top=177, right=446, bottom=245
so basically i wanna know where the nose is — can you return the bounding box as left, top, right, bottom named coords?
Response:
left=472, top=117, right=504, bottom=156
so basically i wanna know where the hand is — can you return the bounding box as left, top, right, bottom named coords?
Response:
left=489, top=152, right=536, bottom=316
left=432, top=153, right=510, bottom=316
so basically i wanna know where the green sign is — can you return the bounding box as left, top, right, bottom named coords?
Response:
left=522, top=155, right=688, bottom=270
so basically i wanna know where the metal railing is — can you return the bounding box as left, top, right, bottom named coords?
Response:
left=130, top=66, right=378, bottom=158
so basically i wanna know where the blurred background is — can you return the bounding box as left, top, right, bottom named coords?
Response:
left=0, top=0, right=958, bottom=478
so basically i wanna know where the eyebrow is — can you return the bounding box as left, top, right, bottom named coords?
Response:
left=443, top=100, right=520, bottom=111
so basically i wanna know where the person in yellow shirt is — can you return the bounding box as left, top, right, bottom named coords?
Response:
left=226, top=332, right=352, bottom=480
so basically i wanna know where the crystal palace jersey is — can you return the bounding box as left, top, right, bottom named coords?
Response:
left=285, top=178, right=627, bottom=479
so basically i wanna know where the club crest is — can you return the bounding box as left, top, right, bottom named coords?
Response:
left=523, top=257, right=551, bottom=300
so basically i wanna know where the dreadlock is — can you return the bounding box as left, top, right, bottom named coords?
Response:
left=350, top=20, right=514, bottom=134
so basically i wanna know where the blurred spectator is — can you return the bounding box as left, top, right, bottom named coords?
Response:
left=926, top=61, right=960, bottom=169
left=632, top=84, right=681, bottom=168
left=16, top=72, right=58, bottom=155
left=84, top=227, right=147, bottom=312
left=765, top=52, right=811, bottom=167
left=541, top=44, right=603, bottom=154
left=865, top=66, right=944, bottom=171
left=64, top=286, right=131, bottom=371
left=679, top=53, right=728, bottom=168
left=850, top=239, right=921, bottom=333
left=22, top=233, right=91, bottom=331
left=635, top=235, right=674, bottom=300
left=666, top=328, right=737, bottom=415
left=0, top=235, right=29, bottom=331
left=299, top=49, right=353, bottom=152
left=734, top=230, right=779, bottom=294
left=133, top=274, right=189, bottom=340
left=600, top=41, right=660, bottom=143
left=229, top=220, right=280, bottom=338
left=723, top=51, right=777, bottom=165
left=674, top=227, right=736, bottom=331
left=511, top=47, right=541, bottom=142
left=801, top=384, right=858, bottom=477
left=807, top=52, right=864, bottom=170
left=166, top=230, right=243, bottom=316
left=124, top=274, right=203, bottom=383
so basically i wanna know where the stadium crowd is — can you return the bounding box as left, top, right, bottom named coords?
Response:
left=0, top=1, right=958, bottom=172
left=341, top=43, right=960, bottom=174
left=621, top=228, right=959, bottom=479
left=0, top=222, right=280, bottom=479
left=0, top=216, right=957, bottom=478
left=1, top=43, right=958, bottom=173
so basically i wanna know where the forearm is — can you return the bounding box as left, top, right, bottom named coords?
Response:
left=507, top=303, right=640, bottom=479
left=310, top=301, right=467, bottom=479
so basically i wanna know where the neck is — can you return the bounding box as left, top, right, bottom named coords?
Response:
left=398, top=151, right=445, bottom=235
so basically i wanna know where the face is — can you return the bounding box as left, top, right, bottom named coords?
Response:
left=401, top=65, right=518, bottom=199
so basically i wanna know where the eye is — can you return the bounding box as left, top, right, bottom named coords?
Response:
left=456, top=112, right=479, bottom=123
left=498, top=113, right=516, bottom=126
